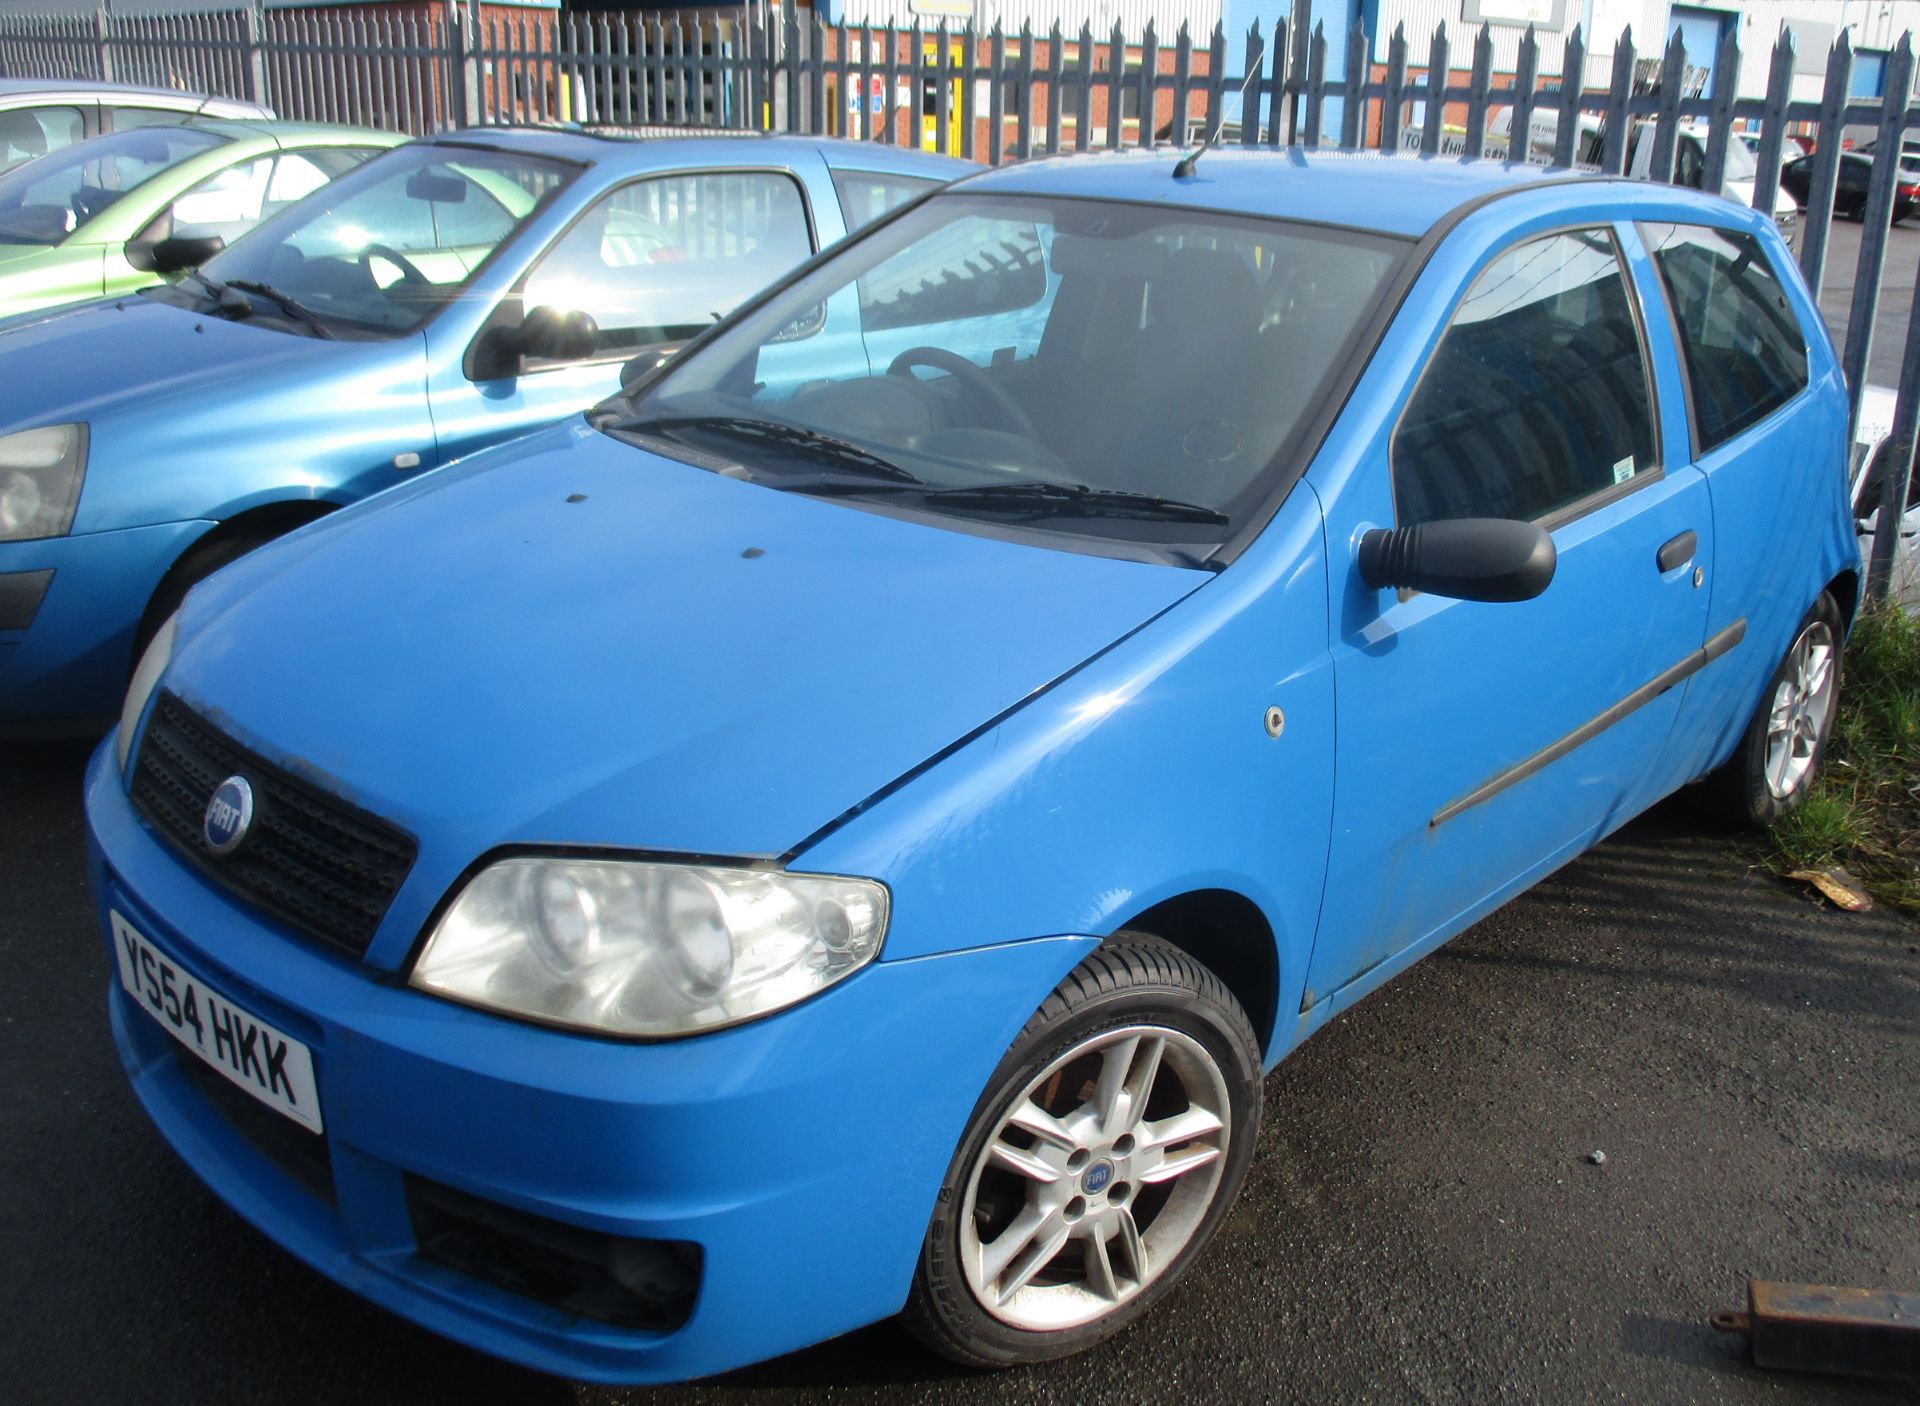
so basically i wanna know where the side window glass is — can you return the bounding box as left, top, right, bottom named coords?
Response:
left=142, top=156, right=274, bottom=244
left=109, top=106, right=194, bottom=132
left=1393, top=228, right=1658, bottom=526
left=1643, top=222, right=1808, bottom=453
left=266, top=151, right=332, bottom=207
left=856, top=215, right=1046, bottom=332
left=831, top=170, right=939, bottom=233
left=0, top=106, right=83, bottom=172
left=1675, top=137, right=1705, bottom=189
left=520, top=170, right=813, bottom=362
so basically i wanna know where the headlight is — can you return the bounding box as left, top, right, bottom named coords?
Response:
left=411, top=855, right=889, bottom=1038
left=116, top=611, right=176, bottom=773
left=0, top=424, right=87, bottom=542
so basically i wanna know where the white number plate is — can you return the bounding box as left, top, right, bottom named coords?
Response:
left=111, top=910, right=323, bottom=1134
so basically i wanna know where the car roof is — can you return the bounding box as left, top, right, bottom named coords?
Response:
left=136, top=117, right=399, bottom=146
left=432, top=124, right=973, bottom=178
left=0, top=78, right=265, bottom=111
left=954, top=149, right=1594, bottom=238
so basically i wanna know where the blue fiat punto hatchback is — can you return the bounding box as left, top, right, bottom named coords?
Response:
left=88, top=150, right=1856, bottom=1382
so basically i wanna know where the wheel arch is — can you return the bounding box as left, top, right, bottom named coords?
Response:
left=1112, top=887, right=1280, bottom=1058
left=133, top=496, right=342, bottom=658
left=1828, top=567, right=1860, bottom=631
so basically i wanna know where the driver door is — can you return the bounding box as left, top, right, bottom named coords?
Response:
left=426, top=166, right=821, bottom=467
left=1305, top=224, right=1712, bottom=1015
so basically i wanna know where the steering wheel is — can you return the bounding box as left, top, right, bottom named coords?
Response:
left=886, top=346, right=1041, bottom=441
left=358, top=241, right=431, bottom=289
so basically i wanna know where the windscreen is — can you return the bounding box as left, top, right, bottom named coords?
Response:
left=180, top=142, right=574, bottom=336
left=610, top=193, right=1407, bottom=558
left=0, top=124, right=226, bottom=244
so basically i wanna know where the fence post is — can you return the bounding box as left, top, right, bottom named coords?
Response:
left=1798, top=31, right=1852, bottom=297
left=1870, top=275, right=1920, bottom=602
left=1749, top=30, right=1794, bottom=221
left=1841, top=34, right=1915, bottom=446
left=1598, top=27, right=1634, bottom=174
left=445, top=0, right=478, bottom=129
left=94, top=2, right=113, bottom=83
left=242, top=2, right=268, bottom=108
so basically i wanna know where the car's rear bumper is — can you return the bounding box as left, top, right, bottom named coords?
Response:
left=88, top=739, right=1091, bottom=1383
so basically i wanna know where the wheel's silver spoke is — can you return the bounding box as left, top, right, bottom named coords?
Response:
left=988, top=1136, right=1061, bottom=1184
left=979, top=1201, right=1058, bottom=1287
left=1141, top=1103, right=1225, bottom=1152
left=1006, top=1098, right=1076, bottom=1150
left=1123, top=1036, right=1166, bottom=1132
left=996, top=1217, right=1072, bottom=1303
left=1111, top=1206, right=1148, bottom=1282
left=1141, top=1142, right=1223, bottom=1185
left=1091, top=1034, right=1141, bottom=1132
left=1083, top=1224, right=1122, bottom=1301
left=1804, top=642, right=1833, bottom=697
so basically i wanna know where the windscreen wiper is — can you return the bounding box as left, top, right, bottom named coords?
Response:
left=222, top=279, right=337, bottom=340
left=920, top=481, right=1229, bottom=525
left=613, top=414, right=924, bottom=485
left=179, top=268, right=251, bottom=317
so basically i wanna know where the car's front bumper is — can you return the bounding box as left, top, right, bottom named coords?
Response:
left=87, top=740, right=1093, bottom=1383
left=0, top=519, right=210, bottom=729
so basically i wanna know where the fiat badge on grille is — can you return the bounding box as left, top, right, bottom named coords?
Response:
left=203, top=775, right=254, bottom=855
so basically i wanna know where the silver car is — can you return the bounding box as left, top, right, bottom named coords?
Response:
left=1852, top=386, right=1920, bottom=611
left=0, top=79, right=272, bottom=173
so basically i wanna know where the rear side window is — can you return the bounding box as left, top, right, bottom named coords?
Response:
left=1393, top=228, right=1658, bottom=526
left=108, top=105, right=196, bottom=132
left=832, top=170, right=940, bottom=233
left=0, top=106, right=83, bottom=171
left=1642, top=222, right=1808, bottom=453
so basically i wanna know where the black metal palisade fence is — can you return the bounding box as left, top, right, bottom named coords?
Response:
left=1, top=0, right=1918, bottom=600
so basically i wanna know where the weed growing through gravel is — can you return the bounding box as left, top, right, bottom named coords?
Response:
left=1771, top=604, right=1920, bottom=914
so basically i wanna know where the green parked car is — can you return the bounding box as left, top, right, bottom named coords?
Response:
left=0, top=119, right=401, bottom=320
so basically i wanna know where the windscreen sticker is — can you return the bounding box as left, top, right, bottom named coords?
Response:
left=1613, top=456, right=1636, bottom=485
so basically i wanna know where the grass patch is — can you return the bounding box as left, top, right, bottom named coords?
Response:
left=1770, top=603, right=1920, bottom=915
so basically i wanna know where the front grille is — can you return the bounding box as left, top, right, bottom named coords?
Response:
left=408, top=1176, right=700, bottom=1331
left=131, top=694, right=417, bottom=957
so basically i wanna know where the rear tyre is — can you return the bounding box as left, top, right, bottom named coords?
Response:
left=1693, top=592, right=1843, bottom=827
left=901, top=933, right=1261, bottom=1369
left=131, top=530, right=272, bottom=665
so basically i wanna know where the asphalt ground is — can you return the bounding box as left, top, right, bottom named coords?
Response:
left=3, top=733, right=1916, bottom=1405
left=1817, top=214, right=1920, bottom=389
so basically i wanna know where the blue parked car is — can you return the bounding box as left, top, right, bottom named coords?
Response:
left=0, top=128, right=969, bottom=728
left=89, top=150, right=1857, bottom=1381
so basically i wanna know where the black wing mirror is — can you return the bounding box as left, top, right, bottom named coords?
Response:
left=1358, top=518, right=1556, bottom=602
left=127, top=233, right=226, bottom=275
left=470, top=305, right=599, bottom=380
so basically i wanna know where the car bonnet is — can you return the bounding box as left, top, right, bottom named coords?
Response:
left=159, top=420, right=1208, bottom=867
left=0, top=293, right=366, bottom=432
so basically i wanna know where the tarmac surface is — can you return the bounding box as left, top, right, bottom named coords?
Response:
left=1817, top=214, right=1920, bottom=389
left=3, top=736, right=1915, bottom=1404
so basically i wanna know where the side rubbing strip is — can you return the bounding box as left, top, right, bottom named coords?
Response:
left=1431, top=617, right=1748, bottom=828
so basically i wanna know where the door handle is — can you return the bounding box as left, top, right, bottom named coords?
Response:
left=1657, top=530, right=1698, bottom=573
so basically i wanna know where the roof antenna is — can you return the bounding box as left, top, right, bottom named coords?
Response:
left=1174, top=63, right=1264, bottom=180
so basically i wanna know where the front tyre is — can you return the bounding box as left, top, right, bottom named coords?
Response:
left=902, top=934, right=1261, bottom=1368
left=1696, top=592, right=1844, bottom=826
